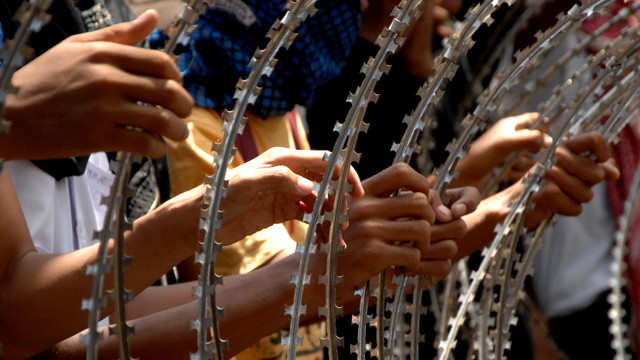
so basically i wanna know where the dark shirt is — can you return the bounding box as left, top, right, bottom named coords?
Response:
left=174, top=0, right=361, bottom=118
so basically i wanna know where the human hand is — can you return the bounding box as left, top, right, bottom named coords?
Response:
left=0, top=10, right=192, bottom=160
left=415, top=185, right=479, bottom=280
left=454, top=113, right=548, bottom=190
left=217, top=148, right=363, bottom=245
left=514, top=131, right=619, bottom=229
left=313, top=163, right=435, bottom=301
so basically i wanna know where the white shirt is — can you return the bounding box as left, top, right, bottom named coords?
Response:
left=533, top=182, right=615, bottom=318
left=8, top=153, right=113, bottom=254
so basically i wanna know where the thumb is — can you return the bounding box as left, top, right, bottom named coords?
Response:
left=67, top=9, right=159, bottom=45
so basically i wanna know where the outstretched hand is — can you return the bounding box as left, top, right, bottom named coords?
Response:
left=217, top=147, right=363, bottom=245
left=454, top=113, right=548, bottom=190
left=1, top=10, right=192, bottom=160
left=521, top=131, right=618, bottom=229
left=313, top=163, right=435, bottom=300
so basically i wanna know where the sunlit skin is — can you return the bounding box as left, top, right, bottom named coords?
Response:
left=4, top=1, right=621, bottom=358
left=0, top=10, right=191, bottom=161
left=34, top=162, right=480, bottom=360
left=453, top=123, right=619, bottom=261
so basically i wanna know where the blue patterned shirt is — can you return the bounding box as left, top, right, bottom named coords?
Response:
left=1, top=22, right=4, bottom=173
left=174, top=0, right=360, bottom=118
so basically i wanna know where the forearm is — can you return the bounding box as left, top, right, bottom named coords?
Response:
left=218, top=254, right=324, bottom=357
left=122, top=271, right=249, bottom=321
left=50, top=253, right=324, bottom=359
left=123, top=281, right=198, bottom=321
left=0, top=174, right=199, bottom=358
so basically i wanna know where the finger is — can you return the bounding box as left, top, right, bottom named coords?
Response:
left=69, top=9, right=159, bottom=46
left=426, top=190, right=451, bottom=223
left=109, top=127, right=169, bottom=158
left=426, top=174, right=436, bottom=188
left=247, top=165, right=316, bottom=199
left=545, top=164, right=594, bottom=203
left=364, top=163, right=430, bottom=197
left=345, top=218, right=431, bottom=245
left=94, top=45, right=183, bottom=83
left=113, top=102, right=189, bottom=142
left=512, top=128, right=546, bottom=153
left=260, top=148, right=356, bottom=187
left=532, top=180, right=583, bottom=217
left=436, top=24, right=454, bottom=38
left=347, top=166, right=364, bottom=198
left=512, top=112, right=539, bottom=129
left=421, top=239, right=458, bottom=260
left=512, top=154, right=536, bottom=172
left=496, top=113, right=545, bottom=154
left=375, top=245, right=422, bottom=270
left=260, top=148, right=326, bottom=170
left=444, top=186, right=481, bottom=218
left=507, top=169, right=528, bottom=184
left=403, top=259, right=453, bottom=279
left=298, top=192, right=319, bottom=215
left=432, top=4, right=451, bottom=24
left=554, top=146, right=607, bottom=186
left=119, top=76, right=193, bottom=118
left=602, top=160, right=620, bottom=181
left=561, top=132, right=611, bottom=162
left=350, top=191, right=435, bottom=223
left=431, top=220, right=467, bottom=242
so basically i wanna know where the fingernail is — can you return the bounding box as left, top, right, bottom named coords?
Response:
left=453, top=203, right=467, bottom=217
left=437, top=204, right=452, bottom=220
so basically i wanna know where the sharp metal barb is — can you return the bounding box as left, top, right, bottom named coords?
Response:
left=437, top=164, right=545, bottom=360
left=279, top=1, right=424, bottom=359
left=183, top=2, right=319, bottom=359
left=607, top=157, right=640, bottom=360
left=483, top=10, right=635, bottom=196
left=383, top=0, right=524, bottom=356
left=79, top=1, right=213, bottom=358
left=83, top=153, right=135, bottom=360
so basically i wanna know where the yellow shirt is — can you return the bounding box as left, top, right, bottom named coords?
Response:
left=166, top=106, right=321, bottom=360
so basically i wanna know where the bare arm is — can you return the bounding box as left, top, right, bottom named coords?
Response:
left=42, top=163, right=445, bottom=359
left=0, top=166, right=203, bottom=359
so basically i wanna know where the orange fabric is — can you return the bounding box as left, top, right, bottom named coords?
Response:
left=166, top=106, right=321, bottom=359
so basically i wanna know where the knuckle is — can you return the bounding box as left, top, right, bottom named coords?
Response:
left=86, top=42, right=113, bottom=62
left=413, top=220, right=431, bottom=237
left=409, top=192, right=430, bottom=209
left=392, top=162, right=413, bottom=177
left=450, top=220, right=467, bottom=239
left=443, top=241, right=458, bottom=258
left=270, top=165, right=293, bottom=180
left=263, top=147, right=289, bottom=160
left=149, top=108, right=173, bottom=134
